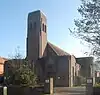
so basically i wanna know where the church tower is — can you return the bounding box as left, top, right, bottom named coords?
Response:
left=27, top=10, right=47, bottom=62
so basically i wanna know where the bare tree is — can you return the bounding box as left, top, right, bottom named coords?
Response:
left=70, top=0, right=100, bottom=62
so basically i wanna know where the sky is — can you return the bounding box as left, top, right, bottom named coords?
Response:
left=0, top=0, right=89, bottom=58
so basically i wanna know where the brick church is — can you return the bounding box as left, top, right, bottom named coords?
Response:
left=26, top=10, right=77, bottom=87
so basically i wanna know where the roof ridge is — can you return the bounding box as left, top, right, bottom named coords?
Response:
left=47, top=42, right=70, bottom=56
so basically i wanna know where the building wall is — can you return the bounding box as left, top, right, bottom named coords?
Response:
left=54, top=56, right=69, bottom=87
left=75, top=63, right=80, bottom=76
left=36, top=56, right=75, bottom=87
left=76, top=57, right=93, bottom=77
left=40, top=12, right=47, bottom=57
left=27, top=10, right=47, bottom=62
left=47, top=44, right=57, bottom=57
left=69, top=55, right=76, bottom=87
left=0, top=63, right=3, bottom=75
left=35, top=57, right=46, bottom=83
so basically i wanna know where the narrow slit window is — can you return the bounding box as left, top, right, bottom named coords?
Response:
left=45, top=25, right=46, bottom=32
left=42, top=23, right=44, bottom=31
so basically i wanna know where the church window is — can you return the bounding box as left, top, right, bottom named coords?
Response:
left=45, top=25, right=46, bottom=32
left=42, top=23, right=44, bottom=31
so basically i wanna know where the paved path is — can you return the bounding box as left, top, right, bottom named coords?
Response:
left=54, top=87, right=86, bottom=95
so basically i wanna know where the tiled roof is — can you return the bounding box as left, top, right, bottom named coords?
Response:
left=47, top=42, right=70, bottom=56
left=0, top=57, right=7, bottom=64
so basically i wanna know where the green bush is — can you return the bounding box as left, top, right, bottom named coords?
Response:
left=5, top=60, right=37, bottom=87
left=94, top=83, right=100, bottom=87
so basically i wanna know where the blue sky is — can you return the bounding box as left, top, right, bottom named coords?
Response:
left=0, top=0, right=88, bottom=58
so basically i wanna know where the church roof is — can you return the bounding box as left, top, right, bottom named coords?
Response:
left=47, top=42, right=70, bottom=56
